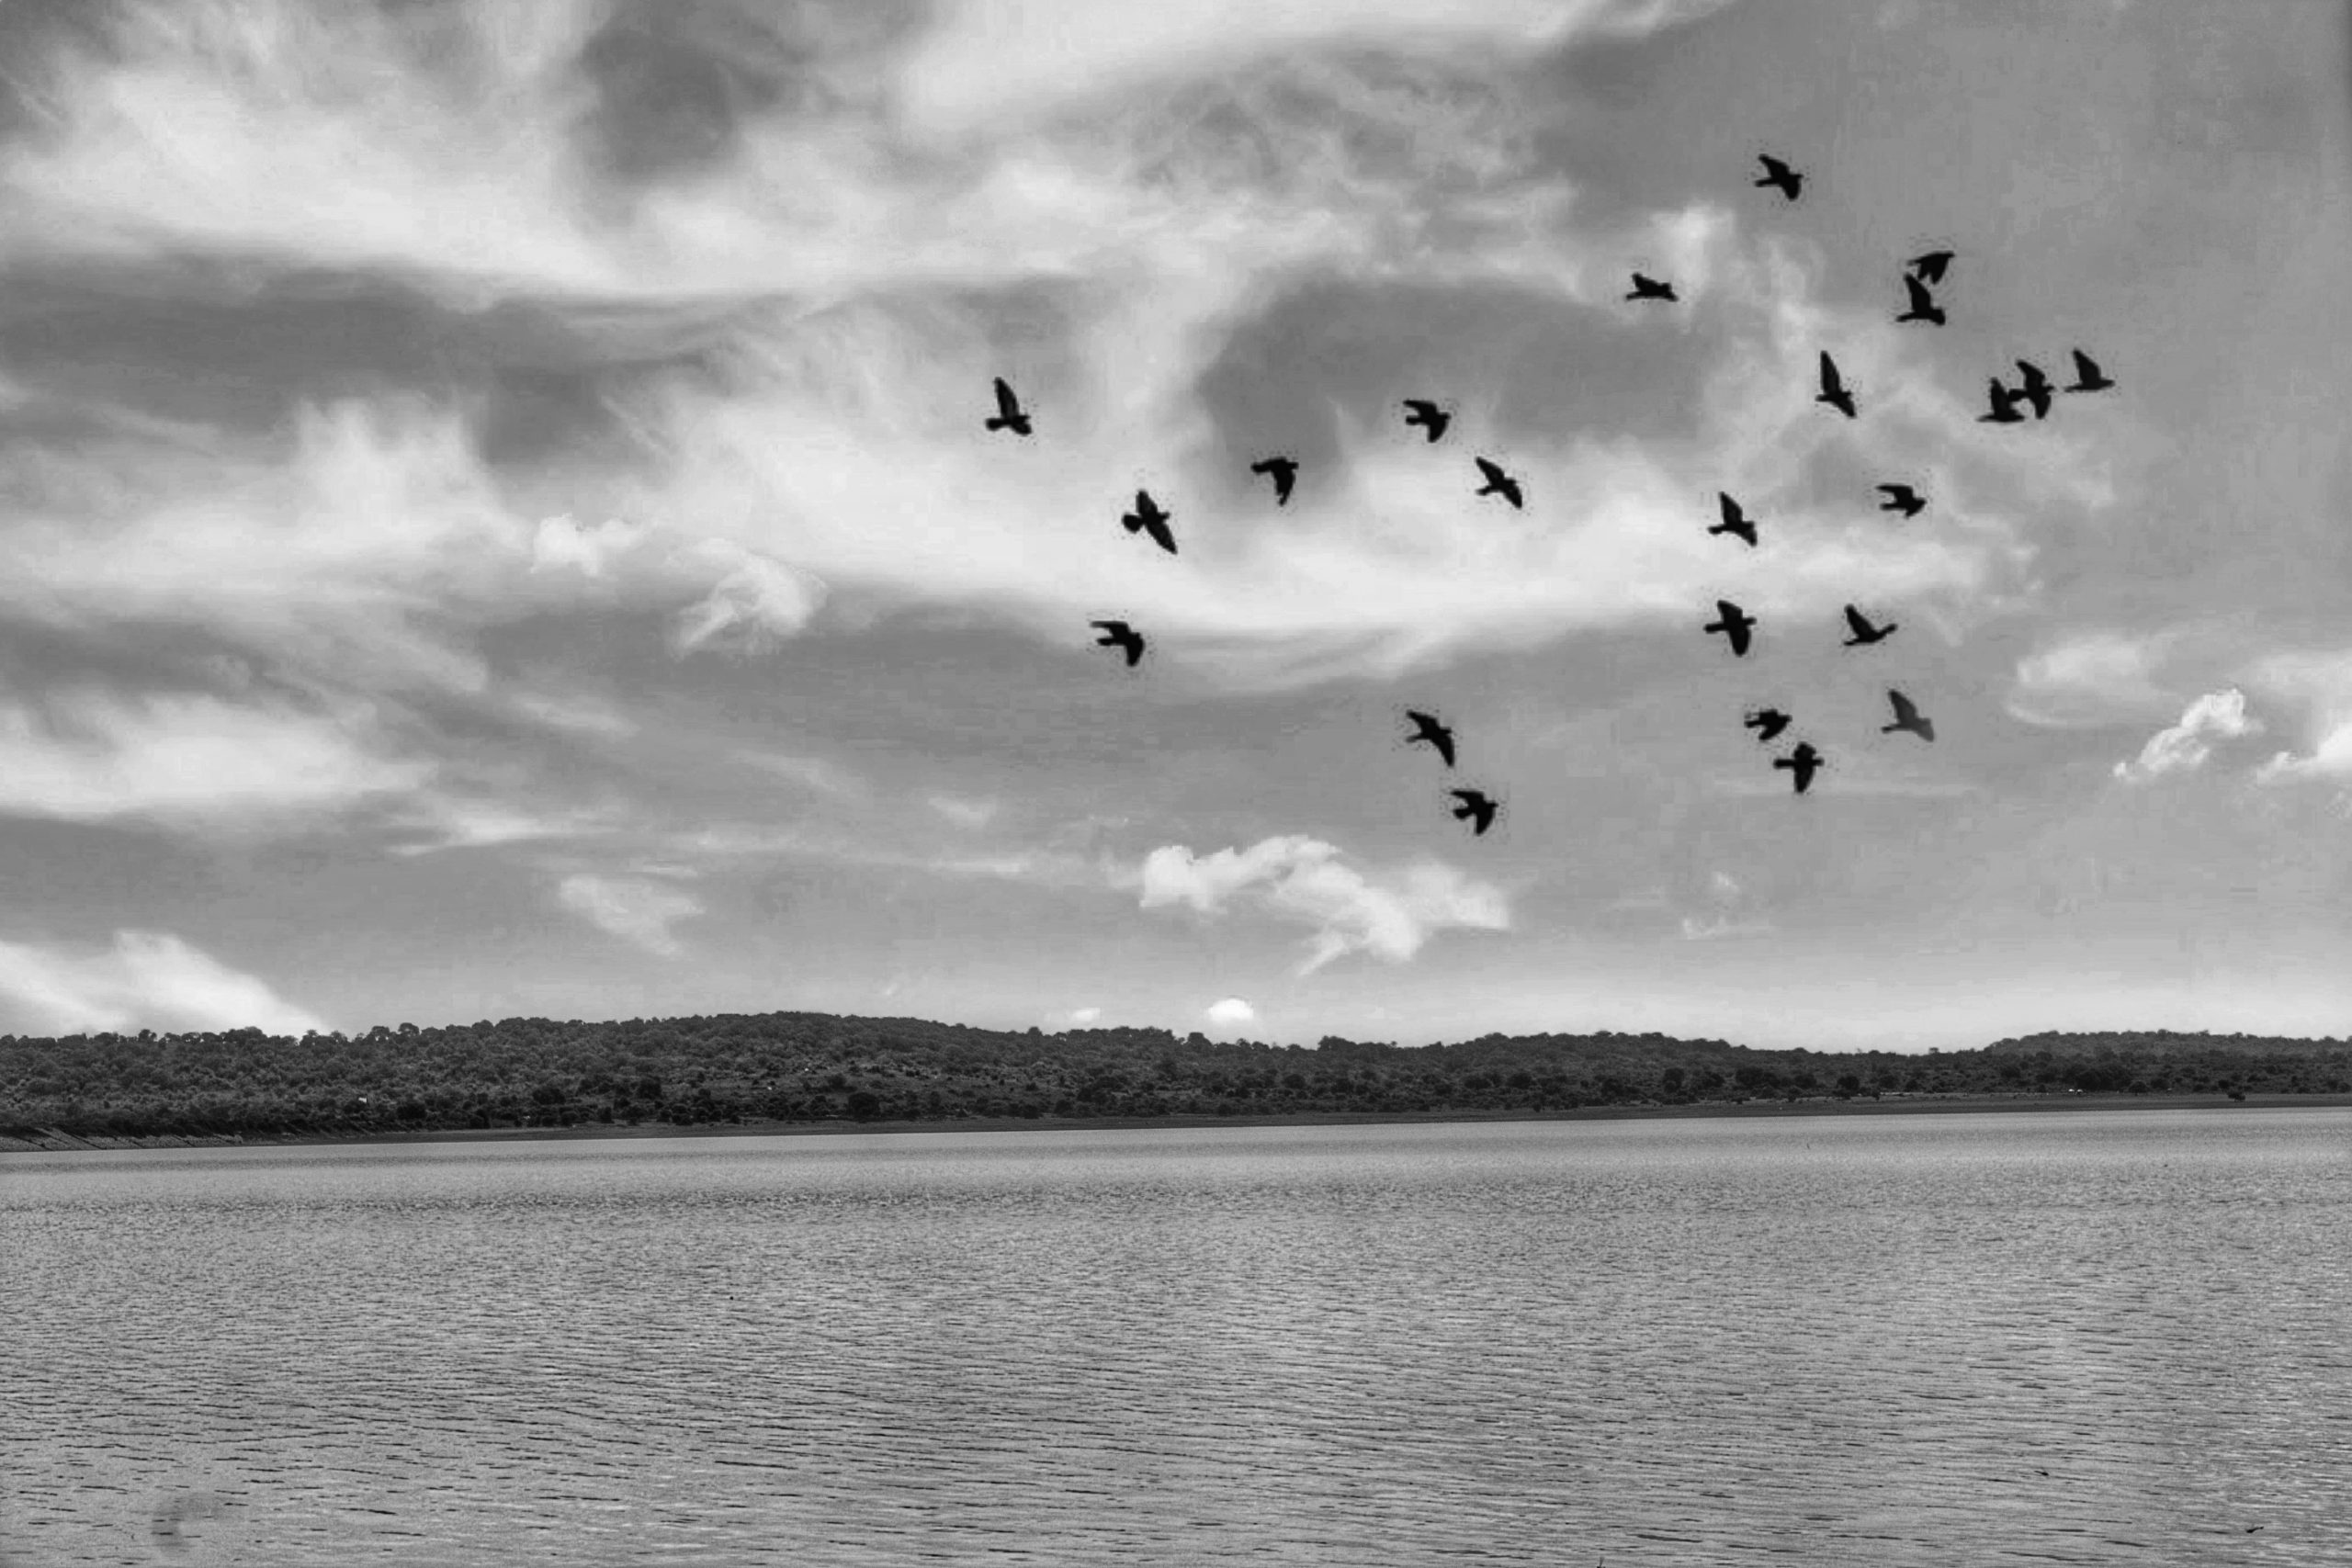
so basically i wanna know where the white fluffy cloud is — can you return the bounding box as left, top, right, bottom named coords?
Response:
left=2113, top=688, right=2262, bottom=784
left=0, top=931, right=328, bottom=1037
left=554, top=873, right=705, bottom=957
left=1204, top=997, right=1258, bottom=1029
left=1137, top=834, right=1510, bottom=974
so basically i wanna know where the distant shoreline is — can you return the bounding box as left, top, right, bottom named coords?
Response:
left=7, top=1090, right=2347, bottom=1155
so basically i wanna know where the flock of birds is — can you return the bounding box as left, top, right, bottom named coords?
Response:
left=980, top=151, right=2117, bottom=824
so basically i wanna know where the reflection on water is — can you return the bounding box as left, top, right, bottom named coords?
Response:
left=4, top=1111, right=2348, bottom=1565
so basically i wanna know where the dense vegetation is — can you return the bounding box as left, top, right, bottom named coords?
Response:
left=5, top=1014, right=2349, bottom=1142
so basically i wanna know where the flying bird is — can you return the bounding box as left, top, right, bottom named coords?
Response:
left=1449, top=789, right=1498, bottom=836
left=2014, top=359, right=2054, bottom=420
left=986, top=377, right=1032, bottom=436
left=1842, top=604, right=1898, bottom=647
left=2064, top=348, right=2115, bottom=393
left=1895, top=273, right=1946, bottom=326
left=1626, top=273, right=1679, bottom=302
left=1907, top=250, right=1954, bottom=285
left=1774, top=741, right=1823, bottom=795
left=1711, top=491, right=1758, bottom=547
left=1704, top=599, right=1757, bottom=658
left=1978, top=378, right=2026, bottom=424
left=1121, top=490, right=1177, bottom=555
left=1744, top=707, right=1793, bottom=743
left=1474, top=457, right=1524, bottom=509
left=1401, top=400, right=1453, bottom=443
left=1250, top=456, right=1298, bottom=505
left=1754, top=153, right=1803, bottom=201
left=1882, top=689, right=1936, bottom=742
left=1876, top=484, right=1927, bottom=518
left=1090, top=620, right=1145, bottom=667
left=1405, top=710, right=1457, bottom=768
left=1816, top=352, right=1857, bottom=419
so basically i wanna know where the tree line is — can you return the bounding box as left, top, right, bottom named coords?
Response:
left=4, top=1014, right=2347, bottom=1141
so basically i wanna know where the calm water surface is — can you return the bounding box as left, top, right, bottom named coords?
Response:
left=5, top=1110, right=2349, bottom=1566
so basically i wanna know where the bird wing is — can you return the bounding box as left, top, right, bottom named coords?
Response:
left=1844, top=605, right=1872, bottom=637
left=1903, top=274, right=1933, bottom=313
left=993, top=378, right=1018, bottom=415
left=1760, top=155, right=1786, bottom=177
left=1476, top=457, right=1505, bottom=485
left=2073, top=349, right=2101, bottom=380
left=1819, top=353, right=1841, bottom=391
left=1889, top=690, right=1918, bottom=723
left=1146, top=517, right=1175, bottom=553
left=1719, top=492, right=1742, bottom=525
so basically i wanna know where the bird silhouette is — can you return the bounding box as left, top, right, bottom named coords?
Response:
left=1774, top=741, right=1823, bottom=795
left=1121, top=490, right=1177, bottom=554
left=1450, top=789, right=1498, bottom=836
left=986, top=377, right=1033, bottom=436
left=1978, top=378, right=2026, bottom=424
left=1744, top=707, right=1792, bottom=742
left=1626, top=273, right=1679, bottom=302
left=1405, top=710, right=1456, bottom=768
left=1876, top=483, right=1927, bottom=518
left=1090, top=620, right=1146, bottom=667
left=1882, top=689, right=1936, bottom=741
left=1711, top=491, right=1758, bottom=547
left=1907, top=250, right=1954, bottom=285
left=1895, top=273, right=1946, bottom=326
left=1704, top=599, right=1757, bottom=658
left=2014, top=359, right=2054, bottom=420
left=1754, top=153, right=1803, bottom=201
left=1816, top=352, right=1857, bottom=418
left=1250, top=456, right=1298, bottom=505
left=1401, top=400, right=1452, bottom=443
left=1842, top=604, right=1898, bottom=647
left=2064, top=348, right=2114, bottom=393
left=1474, top=457, right=1524, bottom=509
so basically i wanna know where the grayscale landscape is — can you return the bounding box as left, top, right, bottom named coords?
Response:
left=3, top=0, right=2349, bottom=1562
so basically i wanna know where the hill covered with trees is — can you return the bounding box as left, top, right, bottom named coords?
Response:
left=6, top=1014, right=2350, bottom=1144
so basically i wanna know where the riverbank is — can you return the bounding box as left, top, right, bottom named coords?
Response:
left=7, top=1089, right=2347, bottom=1154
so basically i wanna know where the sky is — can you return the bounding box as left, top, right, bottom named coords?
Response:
left=0, top=0, right=2346, bottom=1052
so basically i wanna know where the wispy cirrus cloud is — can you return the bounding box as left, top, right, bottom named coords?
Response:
left=553, top=871, right=705, bottom=957
left=0, top=682, right=430, bottom=829
left=0, top=930, right=328, bottom=1037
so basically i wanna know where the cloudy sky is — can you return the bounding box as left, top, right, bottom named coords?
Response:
left=0, top=0, right=2345, bottom=1051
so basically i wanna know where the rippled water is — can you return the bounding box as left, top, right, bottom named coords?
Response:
left=5, top=1110, right=2349, bottom=1565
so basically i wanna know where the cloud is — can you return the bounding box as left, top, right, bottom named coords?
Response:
left=1050, top=1005, right=1103, bottom=1031
left=1204, top=996, right=1257, bottom=1029
left=2007, top=629, right=2179, bottom=728
left=740, top=751, right=861, bottom=798
left=0, top=683, right=431, bottom=829
left=928, top=795, right=1001, bottom=830
left=2244, top=651, right=2352, bottom=785
left=1136, top=834, right=1510, bottom=974
left=2113, top=688, right=2262, bottom=784
left=1678, top=868, right=1770, bottom=940
left=553, top=873, right=705, bottom=957
left=0, top=931, right=328, bottom=1037
left=0, top=0, right=2102, bottom=698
